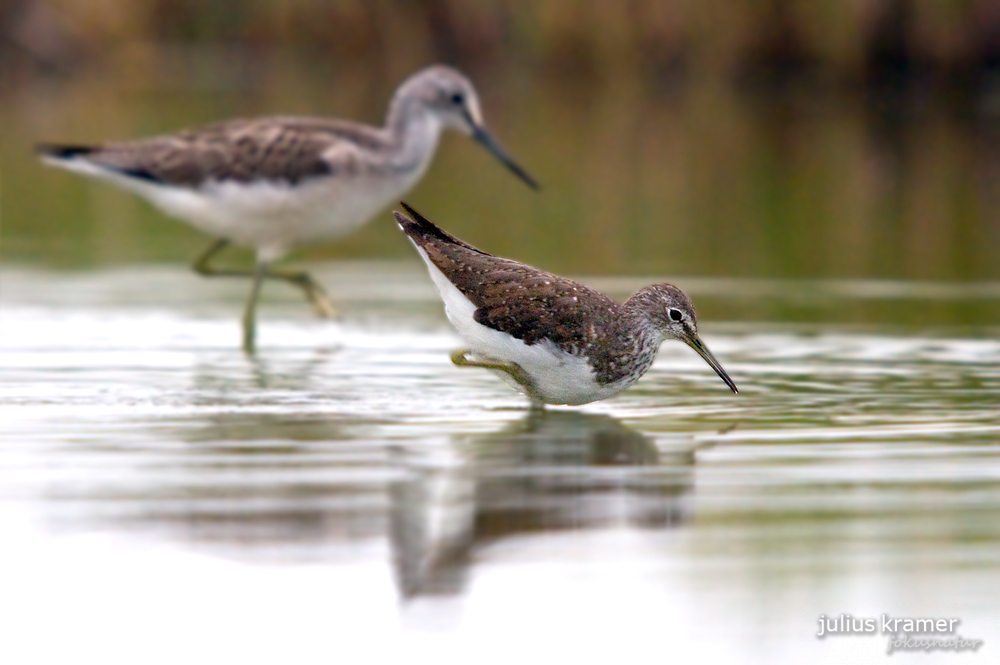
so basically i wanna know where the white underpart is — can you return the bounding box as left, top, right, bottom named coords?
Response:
left=42, top=125, right=439, bottom=264
left=411, top=243, right=634, bottom=405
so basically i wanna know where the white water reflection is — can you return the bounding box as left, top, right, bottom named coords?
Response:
left=2, top=266, right=1000, bottom=664
left=391, top=410, right=696, bottom=598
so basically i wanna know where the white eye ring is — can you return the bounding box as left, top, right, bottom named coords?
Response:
left=667, top=307, right=684, bottom=322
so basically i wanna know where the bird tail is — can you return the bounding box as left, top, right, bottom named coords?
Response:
left=36, top=143, right=97, bottom=161
left=394, top=202, right=490, bottom=255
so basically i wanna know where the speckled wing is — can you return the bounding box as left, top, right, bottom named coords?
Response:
left=38, top=117, right=385, bottom=187
left=467, top=262, right=622, bottom=350
left=397, top=202, right=622, bottom=352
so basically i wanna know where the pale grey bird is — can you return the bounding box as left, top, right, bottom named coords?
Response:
left=39, top=65, right=537, bottom=352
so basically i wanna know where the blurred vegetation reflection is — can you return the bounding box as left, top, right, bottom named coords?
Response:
left=3, top=0, right=999, bottom=283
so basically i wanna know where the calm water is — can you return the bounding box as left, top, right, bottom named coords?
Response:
left=3, top=54, right=1000, bottom=663
left=1, top=265, right=998, bottom=664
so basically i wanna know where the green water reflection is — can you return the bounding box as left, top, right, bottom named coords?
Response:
left=4, top=62, right=1000, bottom=290
left=3, top=7, right=1000, bottom=662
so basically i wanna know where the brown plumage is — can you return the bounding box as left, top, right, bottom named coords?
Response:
left=396, top=202, right=739, bottom=405
left=397, top=202, right=635, bottom=382
left=37, top=117, right=395, bottom=187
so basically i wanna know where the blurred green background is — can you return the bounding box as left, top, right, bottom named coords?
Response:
left=2, top=0, right=999, bottom=283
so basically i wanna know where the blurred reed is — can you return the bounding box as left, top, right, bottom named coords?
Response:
left=4, top=0, right=999, bottom=105
left=3, top=0, right=1000, bottom=284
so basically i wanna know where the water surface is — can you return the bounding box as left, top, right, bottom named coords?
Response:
left=2, top=265, right=998, bottom=664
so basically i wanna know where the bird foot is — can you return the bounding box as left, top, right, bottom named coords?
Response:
left=450, top=350, right=544, bottom=406
left=306, top=290, right=339, bottom=318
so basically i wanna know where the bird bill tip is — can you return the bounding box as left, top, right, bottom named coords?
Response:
left=686, top=334, right=739, bottom=394
left=470, top=125, right=539, bottom=190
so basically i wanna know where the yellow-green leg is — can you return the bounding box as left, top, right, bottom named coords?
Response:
left=450, top=349, right=546, bottom=409
left=192, top=239, right=338, bottom=318
left=242, top=262, right=266, bottom=354
left=266, top=267, right=337, bottom=318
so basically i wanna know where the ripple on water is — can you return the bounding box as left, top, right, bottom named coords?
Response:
left=1, top=267, right=1000, bottom=663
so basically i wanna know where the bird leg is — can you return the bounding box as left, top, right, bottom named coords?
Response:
left=191, top=239, right=338, bottom=318
left=191, top=238, right=233, bottom=277
left=450, top=350, right=546, bottom=408
left=241, top=261, right=267, bottom=355
left=261, top=267, right=338, bottom=318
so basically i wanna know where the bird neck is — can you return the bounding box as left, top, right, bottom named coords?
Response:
left=620, top=293, right=668, bottom=349
left=384, top=94, right=444, bottom=172
left=577, top=298, right=665, bottom=387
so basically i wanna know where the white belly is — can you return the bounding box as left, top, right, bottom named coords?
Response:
left=51, top=157, right=421, bottom=263
left=414, top=246, right=634, bottom=405
left=153, top=173, right=413, bottom=262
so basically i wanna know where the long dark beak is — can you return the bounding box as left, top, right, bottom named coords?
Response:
left=684, top=332, right=739, bottom=393
left=471, top=124, right=539, bottom=190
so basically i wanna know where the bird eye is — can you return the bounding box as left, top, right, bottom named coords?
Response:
left=451, top=93, right=464, bottom=105
left=668, top=308, right=684, bottom=322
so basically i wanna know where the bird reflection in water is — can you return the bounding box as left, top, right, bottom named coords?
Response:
left=389, top=410, right=700, bottom=599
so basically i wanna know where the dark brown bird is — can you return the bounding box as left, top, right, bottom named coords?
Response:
left=395, top=202, right=738, bottom=407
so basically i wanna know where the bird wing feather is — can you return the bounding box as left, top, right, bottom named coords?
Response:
left=41, top=117, right=388, bottom=187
